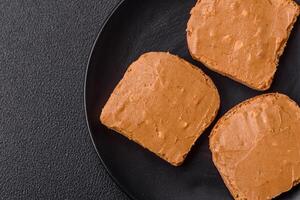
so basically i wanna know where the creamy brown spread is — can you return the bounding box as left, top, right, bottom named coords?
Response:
left=187, top=0, right=300, bottom=91
left=210, top=93, right=300, bottom=200
left=100, top=52, right=220, bottom=166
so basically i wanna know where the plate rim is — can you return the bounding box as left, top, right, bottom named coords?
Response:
left=84, top=1, right=136, bottom=200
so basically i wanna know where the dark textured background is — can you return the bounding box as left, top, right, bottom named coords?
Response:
left=0, top=0, right=129, bottom=199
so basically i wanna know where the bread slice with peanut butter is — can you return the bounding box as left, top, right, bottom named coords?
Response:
left=100, top=52, right=220, bottom=166
left=210, top=93, right=300, bottom=199
left=187, top=0, right=300, bottom=90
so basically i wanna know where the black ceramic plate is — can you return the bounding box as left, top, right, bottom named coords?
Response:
left=85, top=0, right=300, bottom=199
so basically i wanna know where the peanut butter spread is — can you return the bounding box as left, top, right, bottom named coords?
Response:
left=187, top=0, right=300, bottom=91
left=210, top=93, right=300, bottom=200
left=100, top=52, right=220, bottom=166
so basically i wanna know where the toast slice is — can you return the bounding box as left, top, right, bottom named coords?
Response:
left=187, top=0, right=300, bottom=91
left=101, top=52, right=220, bottom=166
left=210, top=93, right=300, bottom=199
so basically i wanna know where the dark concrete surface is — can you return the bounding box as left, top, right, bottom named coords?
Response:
left=0, top=0, right=128, bottom=199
